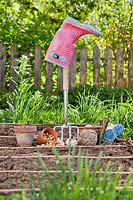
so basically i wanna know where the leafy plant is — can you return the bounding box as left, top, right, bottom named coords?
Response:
left=106, top=90, right=133, bottom=135
left=5, top=55, right=44, bottom=124
left=68, top=89, right=108, bottom=124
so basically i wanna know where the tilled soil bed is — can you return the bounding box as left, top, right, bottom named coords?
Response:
left=0, top=124, right=133, bottom=195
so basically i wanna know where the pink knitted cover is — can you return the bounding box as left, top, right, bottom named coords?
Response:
left=45, top=16, right=101, bottom=68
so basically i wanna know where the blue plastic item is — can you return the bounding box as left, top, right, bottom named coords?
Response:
left=102, top=124, right=124, bottom=143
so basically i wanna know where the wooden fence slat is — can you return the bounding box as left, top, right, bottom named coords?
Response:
left=128, top=43, right=133, bottom=89
left=80, top=47, right=87, bottom=86
left=57, top=66, right=63, bottom=91
left=93, top=46, right=100, bottom=87
left=34, top=46, right=42, bottom=89
left=9, top=43, right=18, bottom=91
left=45, top=62, right=53, bottom=93
left=115, top=46, right=125, bottom=88
left=0, top=43, right=6, bottom=92
left=69, top=51, right=77, bottom=92
left=1, top=44, right=133, bottom=93
left=104, top=46, right=112, bottom=87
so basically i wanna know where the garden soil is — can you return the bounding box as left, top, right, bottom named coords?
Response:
left=0, top=124, right=133, bottom=195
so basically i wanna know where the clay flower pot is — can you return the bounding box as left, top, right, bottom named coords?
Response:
left=37, top=127, right=57, bottom=145
left=14, top=125, right=37, bottom=147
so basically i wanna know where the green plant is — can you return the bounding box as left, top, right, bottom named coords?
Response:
left=106, top=90, right=133, bottom=137
left=1, top=72, right=133, bottom=137
left=5, top=55, right=44, bottom=124
left=38, top=95, right=64, bottom=124
left=68, top=89, right=108, bottom=124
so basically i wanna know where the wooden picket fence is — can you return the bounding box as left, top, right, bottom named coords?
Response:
left=0, top=43, right=133, bottom=93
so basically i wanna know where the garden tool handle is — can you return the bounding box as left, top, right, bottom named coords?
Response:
left=98, top=118, right=109, bottom=144
left=63, top=68, right=68, bottom=91
left=63, top=68, right=69, bottom=125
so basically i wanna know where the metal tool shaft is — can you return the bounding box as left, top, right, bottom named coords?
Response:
left=63, top=68, right=69, bottom=125
left=54, top=68, right=79, bottom=142
left=64, top=90, right=68, bottom=125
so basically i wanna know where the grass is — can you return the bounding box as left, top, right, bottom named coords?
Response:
left=68, top=90, right=108, bottom=124
left=0, top=149, right=133, bottom=200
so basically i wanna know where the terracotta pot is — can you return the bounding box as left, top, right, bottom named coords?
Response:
left=37, top=127, right=57, bottom=145
left=14, top=125, right=37, bottom=147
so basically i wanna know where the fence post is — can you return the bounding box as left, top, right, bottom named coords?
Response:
left=34, top=46, right=42, bottom=89
left=57, top=66, right=63, bottom=91
left=80, top=47, right=87, bottom=86
left=115, top=46, right=125, bottom=88
left=0, top=43, right=6, bottom=92
left=93, top=46, right=100, bottom=87
left=69, top=51, right=77, bottom=92
left=128, top=43, right=133, bottom=89
left=45, top=62, right=53, bottom=93
left=104, top=46, right=112, bottom=87
left=9, top=43, right=18, bottom=91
